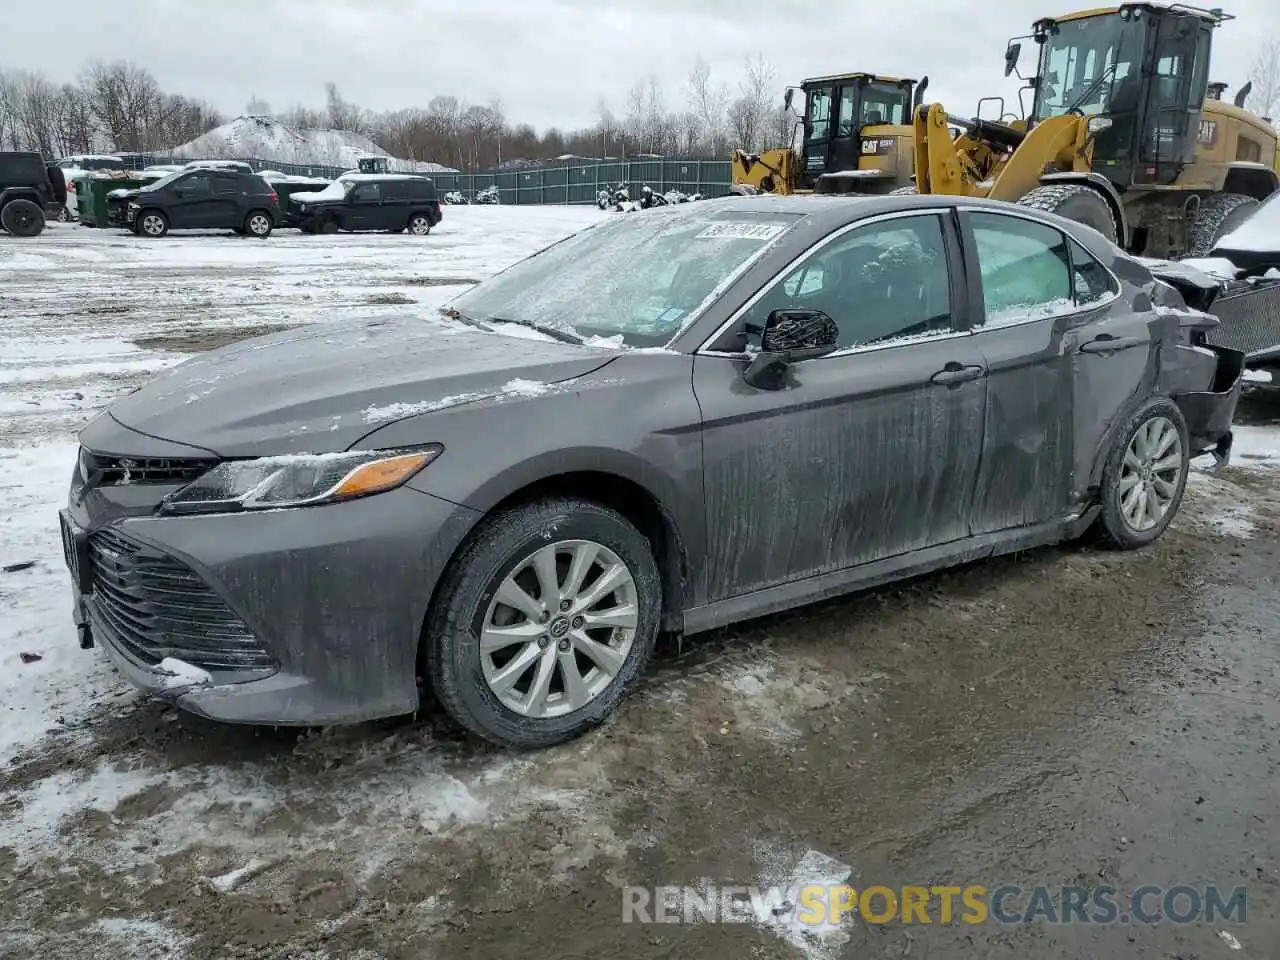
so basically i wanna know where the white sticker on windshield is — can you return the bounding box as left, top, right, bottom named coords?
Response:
left=696, top=222, right=786, bottom=241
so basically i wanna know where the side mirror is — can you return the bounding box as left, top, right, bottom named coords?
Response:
left=1005, top=42, right=1023, bottom=78
left=784, top=88, right=795, bottom=113
left=743, top=309, right=839, bottom=389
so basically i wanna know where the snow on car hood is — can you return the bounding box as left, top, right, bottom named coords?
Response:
left=103, top=317, right=618, bottom=457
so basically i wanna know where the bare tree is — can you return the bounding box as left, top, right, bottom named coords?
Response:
left=1250, top=36, right=1280, bottom=121
left=81, top=60, right=166, bottom=152
left=728, top=53, right=778, bottom=153
left=245, top=96, right=272, bottom=117
left=687, top=57, right=730, bottom=157
left=324, top=82, right=365, bottom=133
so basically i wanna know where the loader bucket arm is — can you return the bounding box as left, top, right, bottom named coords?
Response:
left=913, top=103, right=976, bottom=195
left=986, top=114, right=1093, bottom=202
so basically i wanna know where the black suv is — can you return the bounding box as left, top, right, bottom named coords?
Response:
left=0, top=152, right=66, bottom=237
left=120, top=168, right=280, bottom=238
left=292, top=175, right=442, bottom=235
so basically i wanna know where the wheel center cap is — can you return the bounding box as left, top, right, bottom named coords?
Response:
left=549, top=616, right=571, bottom=639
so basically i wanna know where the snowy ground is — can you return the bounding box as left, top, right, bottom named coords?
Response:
left=3, top=212, right=1280, bottom=959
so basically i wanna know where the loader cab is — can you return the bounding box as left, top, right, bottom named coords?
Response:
left=800, top=74, right=916, bottom=186
left=1027, top=4, right=1219, bottom=188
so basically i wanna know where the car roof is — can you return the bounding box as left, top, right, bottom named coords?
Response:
left=691, top=192, right=1117, bottom=246
left=336, top=173, right=433, bottom=183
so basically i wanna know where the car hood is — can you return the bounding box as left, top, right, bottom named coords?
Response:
left=108, top=187, right=142, bottom=201
left=103, top=318, right=620, bottom=457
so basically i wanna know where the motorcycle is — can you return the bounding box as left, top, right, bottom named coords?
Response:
left=474, top=185, right=501, bottom=205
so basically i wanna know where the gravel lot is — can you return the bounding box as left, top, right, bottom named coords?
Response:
left=2, top=211, right=1278, bottom=959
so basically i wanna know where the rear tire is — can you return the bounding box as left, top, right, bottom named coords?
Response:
left=1, top=199, right=45, bottom=237
left=1189, top=193, right=1258, bottom=257
left=407, top=213, right=432, bottom=235
left=1096, top=397, right=1190, bottom=550
left=1017, top=184, right=1118, bottom=244
left=424, top=497, right=661, bottom=750
left=244, top=210, right=273, bottom=239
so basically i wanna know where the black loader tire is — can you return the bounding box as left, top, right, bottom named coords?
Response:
left=1, top=198, right=45, bottom=237
left=424, top=497, right=661, bottom=750
left=1096, top=397, right=1190, bottom=550
left=1018, top=184, right=1118, bottom=244
left=1190, top=193, right=1258, bottom=257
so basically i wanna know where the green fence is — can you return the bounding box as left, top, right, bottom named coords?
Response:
left=430, top=160, right=734, bottom=204
left=111, top=153, right=733, bottom=204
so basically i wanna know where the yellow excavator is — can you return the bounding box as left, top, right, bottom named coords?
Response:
left=903, top=2, right=1280, bottom=258
left=731, top=72, right=928, bottom=195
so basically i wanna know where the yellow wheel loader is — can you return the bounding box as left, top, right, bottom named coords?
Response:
left=905, top=3, right=1280, bottom=259
left=731, top=72, right=928, bottom=196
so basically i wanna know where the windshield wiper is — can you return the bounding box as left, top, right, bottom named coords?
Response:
left=438, top=306, right=494, bottom=331
left=486, top=316, right=585, bottom=345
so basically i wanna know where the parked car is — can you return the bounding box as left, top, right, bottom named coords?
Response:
left=117, top=167, right=279, bottom=238
left=61, top=195, right=1244, bottom=749
left=0, top=151, right=65, bottom=236
left=290, top=173, right=442, bottom=235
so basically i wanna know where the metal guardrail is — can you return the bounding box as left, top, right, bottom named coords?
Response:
left=109, top=153, right=735, bottom=204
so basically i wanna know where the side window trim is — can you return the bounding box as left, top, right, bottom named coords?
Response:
left=957, top=208, right=1122, bottom=331
left=697, top=208, right=968, bottom=358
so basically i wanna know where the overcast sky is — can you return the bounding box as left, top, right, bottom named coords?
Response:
left=3, top=0, right=1276, bottom=131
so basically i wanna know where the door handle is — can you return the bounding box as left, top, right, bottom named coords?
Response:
left=930, top=362, right=985, bottom=386
left=1078, top=335, right=1145, bottom=354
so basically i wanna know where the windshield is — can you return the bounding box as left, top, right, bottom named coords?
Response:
left=861, top=82, right=910, bottom=125
left=1034, top=13, right=1145, bottom=120
left=448, top=207, right=804, bottom=348
left=140, top=170, right=188, bottom=192
left=807, top=87, right=833, bottom=140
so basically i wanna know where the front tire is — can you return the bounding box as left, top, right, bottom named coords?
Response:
left=136, top=209, right=168, bottom=238
left=424, top=498, right=661, bottom=749
left=1, top=199, right=45, bottom=237
left=1189, top=193, right=1258, bottom=257
left=1017, top=184, right=1118, bottom=244
left=244, top=210, right=273, bottom=239
left=1097, top=397, right=1190, bottom=549
left=317, top=218, right=338, bottom=235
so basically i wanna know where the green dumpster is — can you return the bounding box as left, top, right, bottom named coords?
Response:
left=75, top=177, right=150, bottom=228
left=271, top=179, right=332, bottom=227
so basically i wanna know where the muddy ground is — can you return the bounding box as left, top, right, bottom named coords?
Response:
left=3, top=402, right=1279, bottom=959
left=2, top=221, right=1278, bottom=958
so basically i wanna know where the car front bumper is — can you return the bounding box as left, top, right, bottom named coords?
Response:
left=64, top=484, right=480, bottom=725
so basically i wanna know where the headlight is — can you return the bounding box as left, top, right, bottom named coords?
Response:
left=160, top=445, right=442, bottom=515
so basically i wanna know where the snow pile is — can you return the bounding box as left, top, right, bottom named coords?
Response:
left=1213, top=190, right=1280, bottom=255
left=171, top=115, right=456, bottom=172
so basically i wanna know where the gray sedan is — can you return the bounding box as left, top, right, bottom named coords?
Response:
left=61, top=195, right=1244, bottom=749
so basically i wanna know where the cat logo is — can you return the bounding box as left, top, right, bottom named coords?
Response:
left=861, top=139, right=896, bottom=155
left=1197, top=120, right=1218, bottom=146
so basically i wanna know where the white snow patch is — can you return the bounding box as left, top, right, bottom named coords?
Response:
left=155, top=657, right=213, bottom=690
left=1219, top=930, right=1244, bottom=950
left=1244, top=369, right=1272, bottom=383
left=1229, top=424, right=1280, bottom=468
left=361, top=391, right=489, bottom=423
left=93, top=917, right=192, bottom=958
left=750, top=844, right=854, bottom=960
left=501, top=378, right=550, bottom=397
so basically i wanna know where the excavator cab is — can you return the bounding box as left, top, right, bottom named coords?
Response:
left=798, top=74, right=922, bottom=192
left=1024, top=4, right=1217, bottom=188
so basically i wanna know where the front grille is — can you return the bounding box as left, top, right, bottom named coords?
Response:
left=83, top=449, right=214, bottom=486
left=85, top=527, right=275, bottom=672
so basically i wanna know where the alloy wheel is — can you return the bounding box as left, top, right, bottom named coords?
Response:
left=1118, top=416, right=1183, bottom=532
left=247, top=214, right=270, bottom=236
left=409, top=216, right=430, bottom=235
left=141, top=214, right=165, bottom=237
left=480, top=539, right=639, bottom=719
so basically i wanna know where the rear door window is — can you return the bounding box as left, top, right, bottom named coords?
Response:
left=213, top=173, right=241, bottom=195
left=352, top=183, right=381, bottom=201
left=381, top=181, right=408, bottom=201
left=968, top=212, right=1073, bottom=327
